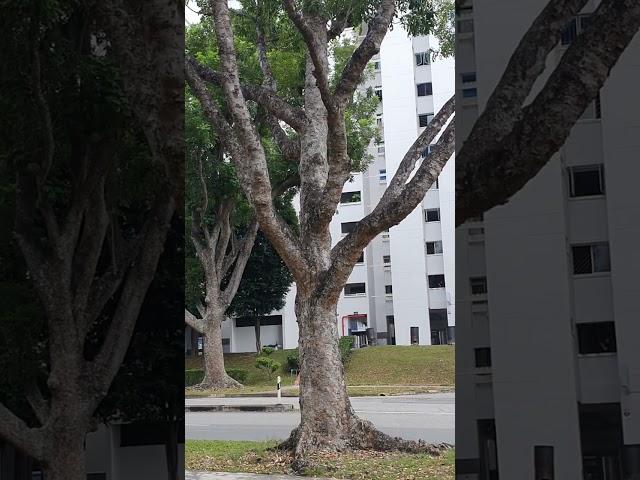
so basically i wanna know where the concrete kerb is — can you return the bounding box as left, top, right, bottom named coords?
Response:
left=185, top=404, right=295, bottom=413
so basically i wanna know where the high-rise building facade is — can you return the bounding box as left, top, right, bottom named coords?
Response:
left=456, top=1, right=640, bottom=479
left=207, top=24, right=455, bottom=353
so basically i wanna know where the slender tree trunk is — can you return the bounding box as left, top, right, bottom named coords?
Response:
left=198, top=308, right=242, bottom=389
left=282, top=290, right=449, bottom=471
left=254, top=316, right=262, bottom=353
left=42, top=432, right=86, bottom=480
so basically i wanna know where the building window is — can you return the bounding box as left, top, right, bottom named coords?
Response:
left=561, top=15, right=591, bottom=45
left=568, top=164, right=605, bottom=197
left=475, top=347, right=491, bottom=367
left=470, top=277, right=488, bottom=295
left=383, top=255, right=391, bottom=264
left=385, top=285, right=393, bottom=294
left=419, top=113, right=434, bottom=127
left=462, top=87, right=478, bottom=98
left=344, top=283, right=366, bottom=296
left=457, top=18, right=474, bottom=34
left=572, top=243, right=610, bottom=275
left=410, top=327, right=420, bottom=345
left=421, top=145, right=433, bottom=158
left=415, top=51, right=430, bottom=66
left=356, top=251, right=364, bottom=263
left=426, top=240, right=443, bottom=254
left=425, top=208, right=441, bottom=222
left=341, top=221, right=358, bottom=234
left=417, top=82, right=433, bottom=97
left=577, top=322, right=617, bottom=354
left=428, top=274, right=446, bottom=289
left=461, top=72, right=476, bottom=83
left=379, top=169, right=387, bottom=183
left=375, top=87, right=382, bottom=101
left=377, top=145, right=385, bottom=155
left=534, top=446, right=554, bottom=480
left=340, top=191, right=362, bottom=204
left=374, top=61, right=380, bottom=70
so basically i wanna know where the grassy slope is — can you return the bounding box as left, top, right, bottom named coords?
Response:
left=186, top=440, right=454, bottom=480
left=186, top=345, right=454, bottom=389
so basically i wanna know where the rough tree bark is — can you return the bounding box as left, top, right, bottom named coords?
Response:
left=0, top=2, right=184, bottom=478
left=188, top=0, right=454, bottom=467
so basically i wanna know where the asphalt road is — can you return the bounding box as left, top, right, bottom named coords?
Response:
left=186, top=393, right=454, bottom=444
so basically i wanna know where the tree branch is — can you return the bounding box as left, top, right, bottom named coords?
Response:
left=457, top=0, right=640, bottom=224
left=185, top=308, right=205, bottom=333
left=0, top=403, right=44, bottom=461
left=281, top=0, right=332, bottom=108
left=382, top=95, right=454, bottom=204
left=207, top=0, right=310, bottom=284
left=186, top=55, right=308, bottom=132
left=221, top=217, right=259, bottom=306
left=334, top=0, right=396, bottom=106
left=325, top=118, right=455, bottom=302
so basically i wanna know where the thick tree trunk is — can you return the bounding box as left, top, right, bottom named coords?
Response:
left=197, top=309, right=242, bottom=389
left=42, top=433, right=86, bottom=480
left=254, top=316, right=262, bottom=353
left=282, top=293, right=449, bottom=471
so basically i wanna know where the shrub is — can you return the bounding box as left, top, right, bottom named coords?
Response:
left=286, top=348, right=300, bottom=370
left=185, top=369, right=204, bottom=387
left=255, top=356, right=281, bottom=379
left=339, top=336, right=355, bottom=364
left=226, top=368, right=248, bottom=383
left=260, top=346, right=275, bottom=356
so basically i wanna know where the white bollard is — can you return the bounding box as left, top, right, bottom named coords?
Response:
left=276, top=375, right=282, bottom=399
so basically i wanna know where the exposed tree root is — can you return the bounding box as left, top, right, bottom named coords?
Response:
left=191, top=373, right=243, bottom=390
left=277, top=417, right=451, bottom=473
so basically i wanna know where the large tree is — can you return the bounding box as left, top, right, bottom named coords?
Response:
left=186, top=0, right=455, bottom=468
left=184, top=9, right=377, bottom=389
left=0, top=2, right=183, bottom=479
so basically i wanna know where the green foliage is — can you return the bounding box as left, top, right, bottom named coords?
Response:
left=226, top=368, right=249, bottom=383
left=339, top=336, right=356, bottom=364
left=286, top=348, right=300, bottom=371
left=255, top=356, right=281, bottom=379
left=260, top=346, right=275, bottom=356
left=397, top=0, right=455, bottom=58
left=185, top=369, right=205, bottom=387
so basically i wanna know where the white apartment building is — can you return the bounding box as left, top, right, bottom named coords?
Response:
left=204, top=24, right=455, bottom=354
left=456, top=1, right=640, bottom=479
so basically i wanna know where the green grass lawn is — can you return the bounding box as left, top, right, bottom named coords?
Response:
left=186, top=439, right=454, bottom=480
left=185, top=345, right=454, bottom=395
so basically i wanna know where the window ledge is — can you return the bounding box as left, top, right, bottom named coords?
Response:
left=568, top=194, right=606, bottom=201
left=344, top=293, right=367, bottom=298
left=573, top=272, right=611, bottom=279
left=340, top=201, right=363, bottom=206
left=577, top=352, right=617, bottom=358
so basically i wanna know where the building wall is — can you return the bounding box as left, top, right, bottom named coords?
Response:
left=456, top=0, right=640, bottom=478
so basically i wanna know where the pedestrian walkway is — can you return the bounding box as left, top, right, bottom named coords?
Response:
left=186, top=471, right=331, bottom=480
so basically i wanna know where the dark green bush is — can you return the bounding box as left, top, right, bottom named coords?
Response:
left=339, top=336, right=355, bottom=364
left=286, top=348, right=300, bottom=370
left=260, top=346, right=275, bottom=356
left=226, top=368, right=248, bottom=383
left=185, top=369, right=204, bottom=387
left=255, top=356, right=281, bottom=379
